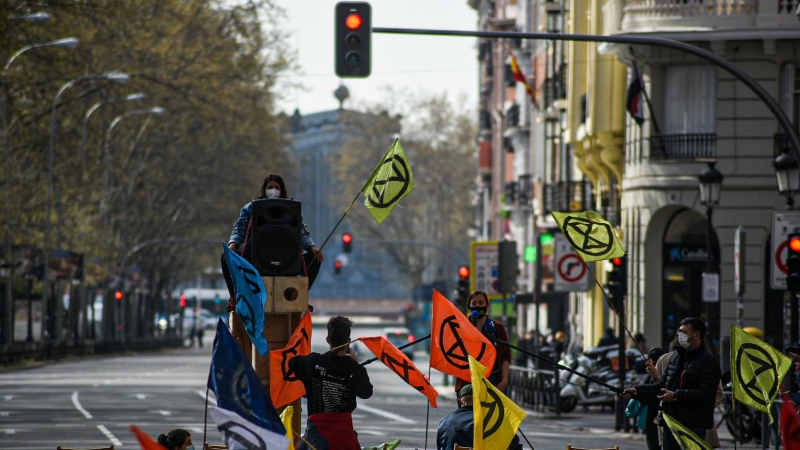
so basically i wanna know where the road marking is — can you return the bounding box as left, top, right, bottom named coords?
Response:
left=0, top=411, right=9, bottom=416
left=152, top=410, right=172, bottom=416
left=97, top=425, right=122, bottom=447
left=134, top=394, right=147, bottom=400
left=357, top=430, right=387, bottom=436
left=196, top=389, right=215, bottom=404
left=3, top=395, right=13, bottom=401
left=357, top=404, right=416, bottom=424
left=71, top=391, right=92, bottom=419
left=0, top=428, right=17, bottom=434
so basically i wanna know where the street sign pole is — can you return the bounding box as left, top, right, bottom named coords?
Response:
left=734, top=226, right=746, bottom=328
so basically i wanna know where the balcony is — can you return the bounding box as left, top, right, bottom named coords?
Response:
left=543, top=180, right=594, bottom=214
left=648, top=133, right=716, bottom=161
left=621, top=0, right=799, bottom=33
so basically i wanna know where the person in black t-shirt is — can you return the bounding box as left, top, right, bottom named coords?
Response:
left=290, top=315, right=372, bottom=450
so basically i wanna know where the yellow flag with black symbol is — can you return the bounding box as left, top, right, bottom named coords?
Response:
left=279, top=405, right=293, bottom=450
left=662, top=413, right=713, bottom=450
left=730, top=324, right=792, bottom=420
left=551, top=210, right=625, bottom=262
left=468, top=356, right=526, bottom=450
left=361, top=139, right=413, bottom=224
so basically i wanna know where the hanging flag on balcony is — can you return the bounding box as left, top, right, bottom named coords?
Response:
left=507, top=45, right=537, bottom=108
left=626, top=59, right=646, bottom=126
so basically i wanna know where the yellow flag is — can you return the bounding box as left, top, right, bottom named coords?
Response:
left=662, top=413, right=713, bottom=450
left=730, top=324, right=792, bottom=420
left=360, top=139, right=413, bottom=224
left=468, top=356, right=526, bottom=449
left=279, top=406, right=293, bottom=450
left=551, top=210, right=625, bottom=262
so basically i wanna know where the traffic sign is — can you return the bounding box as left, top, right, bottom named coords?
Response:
left=770, top=211, right=800, bottom=289
left=470, top=241, right=502, bottom=299
left=553, top=233, right=591, bottom=292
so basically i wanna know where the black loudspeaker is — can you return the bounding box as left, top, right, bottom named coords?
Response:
left=250, top=199, right=302, bottom=276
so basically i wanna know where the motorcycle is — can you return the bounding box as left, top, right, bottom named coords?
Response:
left=558, top=346, right=646, bottom=413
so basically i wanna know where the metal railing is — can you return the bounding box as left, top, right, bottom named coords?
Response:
left=649, top=133, right=716, bottom=160
left=0, top=336, right=182, bottom=367
left=543, top=179, right=593, bottom=214
left=508, top=365, right=562, bottom=412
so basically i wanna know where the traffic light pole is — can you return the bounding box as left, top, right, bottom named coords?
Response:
left=372, top=27, right=800, bottom=167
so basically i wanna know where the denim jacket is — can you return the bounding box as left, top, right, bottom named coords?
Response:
left=228, top=201, right=316, bottom=252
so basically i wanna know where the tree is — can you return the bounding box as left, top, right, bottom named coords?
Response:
left=331, top=91, right=476, bottom=288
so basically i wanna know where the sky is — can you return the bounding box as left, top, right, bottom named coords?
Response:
left=274, top=0, right=480, bottom=115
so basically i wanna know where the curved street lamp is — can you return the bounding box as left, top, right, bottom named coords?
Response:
left=1, top=37, right=79, bottom=344
left=81, top=92, right=147, bottom=180
left=774, top=148, right=800, bottom=209
left=103, top=107, right=166, bottom=215
left=43, top=71, right=129, bottom=340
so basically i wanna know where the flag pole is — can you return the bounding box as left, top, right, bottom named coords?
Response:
left=203, top=387, right=209, bottom=447
left=583, top=261, right=646, bottom=361
left=629, top=47, right=662, bottom=135
left=360, top=334, right=431, bottom=366
left=305, top=191, right=362, bottom=272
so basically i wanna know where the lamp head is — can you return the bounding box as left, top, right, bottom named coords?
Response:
left=124, top=92, right=146, bottom=101
left=105, top=72, right=129, bottom=84
left=698, top=161, right=724, bottom=206
left=51, top=37, right=80, bottom=49
left=22, top=12, right=51, bottom=23
left=773, top=148, right=800, bottom=196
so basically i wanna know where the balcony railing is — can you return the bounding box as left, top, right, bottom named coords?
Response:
left=622, top=0, right=799, bottom=32
left=649, top=133, right=716, bottom=161
left=543, top=179, right=593, bottom=214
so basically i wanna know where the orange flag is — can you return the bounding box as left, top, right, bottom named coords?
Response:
left=430, top=289, right=496, bottom=381
left=130, top=425, right=167, bottom=450
left=270, top=312, right=313, bottom=408
left=361, top=336, right=439, bottom=408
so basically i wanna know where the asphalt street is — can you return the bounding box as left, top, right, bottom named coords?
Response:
left=0, top=325, right=763, bottom=449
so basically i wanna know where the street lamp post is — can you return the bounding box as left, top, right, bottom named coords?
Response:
left=774, top=147, right=800, bottom=210
left=698, top=162, right=724, bottom=350
left=43, top=71, right=129, bottom=340
left=1, top=37, right=79, bottom=345
left=102, top=107, right=166, bottom=228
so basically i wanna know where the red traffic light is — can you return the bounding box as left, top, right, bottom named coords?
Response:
left=612, top=257, right=622, bottom=266
left=345, top=13, right=362, bottom=29
left=334, top=261, right=343, bottom=269
left=179, top=294, right=187, bottom=308
left=342, top=232, right=353, bottom=244
left=458, top=265, right=470, bottom=279
left=790, top=237, right=800, bottom=253
left=114, top=290, right=123, bottom=301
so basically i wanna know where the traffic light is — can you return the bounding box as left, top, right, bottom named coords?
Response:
left=179, top=294, right=187, bottom=308
left=787, top=233, right=800, bottom=291
left=334, top=260, right=343, bottom=275
left=342, top=232, right=353, bottom=253
left=497, top=240, right=518, bottom=293
left=605, top=256, right=628, bottom=306
left=457, top=265, right=470, bottom=303
left=114, top=290, right=123, bottom=301
left=335, top=2, right=371, bottom=77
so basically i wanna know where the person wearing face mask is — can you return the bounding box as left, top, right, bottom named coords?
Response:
left=622, top=317, right=721, bottom=450
left=157, top=429, right=193, bottom=450
left=227, top=173, right=324, bottom=290
left=453, top=290, right=511, bottom=402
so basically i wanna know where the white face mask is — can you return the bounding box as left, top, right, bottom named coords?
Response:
left=265, top=188, right=280, bottom=199
left=678, top=332, right=693, bottom=349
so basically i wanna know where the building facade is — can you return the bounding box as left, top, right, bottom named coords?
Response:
left=470, top=0, right=800, bottom=359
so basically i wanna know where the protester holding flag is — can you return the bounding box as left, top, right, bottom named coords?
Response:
left=156, top=429, right=193, bottom=450
left=227, top=173, right=324, bottom=288
left=623, top=318, right=720, bottom=450
left=454, top=290, right=511, bottom=397
left=290, top=315, right=373, bottom=450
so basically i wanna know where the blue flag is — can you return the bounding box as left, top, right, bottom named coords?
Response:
left=207, top=319, right=286, bottom=435
left=222, top=242, right=268, bottom=356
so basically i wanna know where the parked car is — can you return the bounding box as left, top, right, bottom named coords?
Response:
left=179, top=309, right=219, bottom=332
left=383, top=327, right=415, bottom=361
